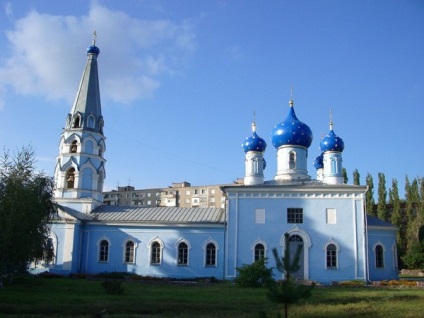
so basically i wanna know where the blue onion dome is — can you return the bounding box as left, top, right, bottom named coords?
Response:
left=314, top=153, right=324, bottom=170
left=242, top=122, right=267, bottom=153
left=271, top=99, right=313, bottom=149
left=87, top=31, right=100, bottom=55
left=320, top=122, right=345, bottom=153
left=87, top=45, right=100, bottom=55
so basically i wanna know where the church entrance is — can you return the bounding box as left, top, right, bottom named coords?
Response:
left=289, top=234, right=304, bottom=280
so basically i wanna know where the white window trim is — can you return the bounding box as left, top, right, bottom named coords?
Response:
left=323, top=238, right=340, bottom=270
left=147, top=236, right=164, bottom=266
left=373, top=241, right=385, bottom=269
left=97, top=236, right=111, bottom=263
left=202, top=238, right=219, bottom=267
left=122, top=237, right=138, bottom=264
left=174, top=238, right=192, bottom=267
left=251, top=238, right=268, bottom=262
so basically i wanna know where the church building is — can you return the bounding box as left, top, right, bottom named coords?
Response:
left=42, top=39, right=398, bottom=283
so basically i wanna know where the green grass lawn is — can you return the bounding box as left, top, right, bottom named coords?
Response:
left=1, top=276, right=424, bottom=317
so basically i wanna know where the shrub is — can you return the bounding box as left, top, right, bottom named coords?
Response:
left=401, top=241, right=424, bottom=269
left=101, top=279, right=125, bottom=295
left=338, top=280, right=366, bottom=287
left=235, top=258, right=274, bottom=288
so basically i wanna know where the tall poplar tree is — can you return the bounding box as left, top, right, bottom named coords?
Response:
left=377, top=173, right=388, bottom=221
left=402, top=177, right=424, bottom=268
left=342, top=168, right=348, bottom=184
left=366, top=173, right=376, bottom=216
left=353, top=169, right=360, bottom=186
left=389, top=179, right=405, bottom=253
left=405, top=177, right=420, bottom=245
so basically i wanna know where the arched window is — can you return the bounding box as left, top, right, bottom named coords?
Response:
left=70, top=140, right=77, bottom=153
left=151, top=241, right=161, bottom=265
left=124, top=241, right=135, bottom=263
left=254, top=243, right=265, bottom=261
left=87, top=115, right=95, bottom=129
left=66, top=168, right=75, bottom=189
left=205, top=243, right=216, bottom=266
left=326, top=244, right=337, bottom=269
left=375, top=245, right=384, bottom=268
left=289, top=152, right=296, bottom=169
left=73, top=115, right=81, bottom=128
left=252, top=158, right=259, bottom=174
left=178, top=242, right=188, bottom=266
left=99, top=240, right=109, bottom=262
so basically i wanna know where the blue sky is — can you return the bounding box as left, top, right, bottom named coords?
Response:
left=0, top=0, right=422, bottom=198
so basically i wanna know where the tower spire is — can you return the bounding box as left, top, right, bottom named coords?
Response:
left=54, top=37, right=106, bottom=213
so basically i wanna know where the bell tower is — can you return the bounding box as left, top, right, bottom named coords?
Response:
left=54, top=34, right=106, bottom=213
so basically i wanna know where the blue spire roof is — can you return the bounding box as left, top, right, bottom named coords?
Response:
left=271, top=100, right=313, bottom=149
left=68, top=35, right=103, bottom=134
left=243, top=122, right=267, bottom=153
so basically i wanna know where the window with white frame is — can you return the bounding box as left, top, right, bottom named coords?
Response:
left=205, top=243, right=216, bottom=266
left=375, top=244, right=384, bottom=268
left=178, top=242, right=188, bottom=266
left=289, top=152, right=296, bottom=169
left=326, top=244, right=337, bottom=269
left=124, top=241, right=135, bottom=263
left=99, top=239, right=109, bottom=262
left=254, top=243, right=265, bottom=261
left=150, top=241, right=161, bottom=265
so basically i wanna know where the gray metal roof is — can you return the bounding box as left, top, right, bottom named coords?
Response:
left=367, top=215, right=396, bottom=228
left=89, top=205, right=225, bottom=224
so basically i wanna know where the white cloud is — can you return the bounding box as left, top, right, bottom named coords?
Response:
left=0, top=3, right=196, bottom=105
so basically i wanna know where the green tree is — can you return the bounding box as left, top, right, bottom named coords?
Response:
left=405, top=177, right=420, bottom=248
left=377, top=173, right=388, bottom=221
left=389, top=179, right=406, bottom=255
left=353, top=169, right=360, bottom=186
left=366, top=173, right=376, bottom=216
left=267, top=234, right=314, bottom=318
left=418, top=178, right=424, bottom=242
left=342, top=168, right=348, bottom=184
left=0, top=147, right=56, bottom=287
